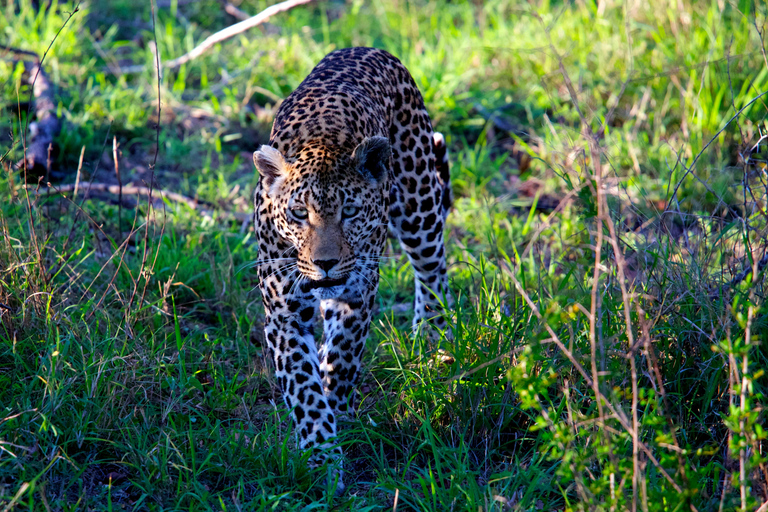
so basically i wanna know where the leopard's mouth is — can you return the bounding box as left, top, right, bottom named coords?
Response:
left=302, top=275, right=349, bottom=290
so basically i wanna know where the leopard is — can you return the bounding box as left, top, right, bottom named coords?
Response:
left=251, top=47, right=452, bottom=492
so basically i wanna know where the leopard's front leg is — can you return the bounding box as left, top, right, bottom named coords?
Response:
left=318, top=274, right=378, bottom=414
left=260, top=272, right=344, bottom=492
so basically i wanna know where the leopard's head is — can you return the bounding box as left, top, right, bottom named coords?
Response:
left=253, top=137, right=390, bottom=298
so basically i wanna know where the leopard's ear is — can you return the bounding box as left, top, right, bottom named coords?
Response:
left=253, top=145, right=288, bottom=188
left=352, top=136, right=391, bottom=184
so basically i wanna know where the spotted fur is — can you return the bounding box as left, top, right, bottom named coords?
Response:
left=252, top=47, right=451, bottom=491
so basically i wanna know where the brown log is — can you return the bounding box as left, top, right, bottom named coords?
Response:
left=17, top=61, right=61, bottom=177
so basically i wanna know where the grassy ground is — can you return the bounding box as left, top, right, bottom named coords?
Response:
left=1, top=0, right=768, bottom=509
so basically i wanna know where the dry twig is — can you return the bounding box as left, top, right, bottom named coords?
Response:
left=121, top=0, right=314, bottom=73
left=224, top=2, right=250, bottom=20
left=0, top=44, right=40, bottom=61
left=131, top=0, right=165, bottom=326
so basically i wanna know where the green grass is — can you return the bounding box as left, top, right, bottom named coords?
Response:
left=2, top=0, right=768, bottom=509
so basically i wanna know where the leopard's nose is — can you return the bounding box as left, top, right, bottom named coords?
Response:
left=313, top=258, right=339, bottom=274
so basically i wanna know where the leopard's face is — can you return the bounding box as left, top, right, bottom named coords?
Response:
left=254, top=137, right=391, bottom=299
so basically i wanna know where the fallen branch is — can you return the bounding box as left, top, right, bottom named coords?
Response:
left=33, top=182, right=199, bottom=208
left=157, top=0, right=200, bottom=6
left=17, top=61, right=62, bottom=176
left=0, top=44, right=40, bottom=61
left=27, top=182, right=250, bottom=222
left=224, top=2, right=250, bottom=21
left=121, top=0, right=314, bottom=73
left=473, top=103, right=526, bottom=135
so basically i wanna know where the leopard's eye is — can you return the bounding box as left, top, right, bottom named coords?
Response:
left=341, top=205, right=360, bottom=219
left=290, top=207, right=308, bottom=220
